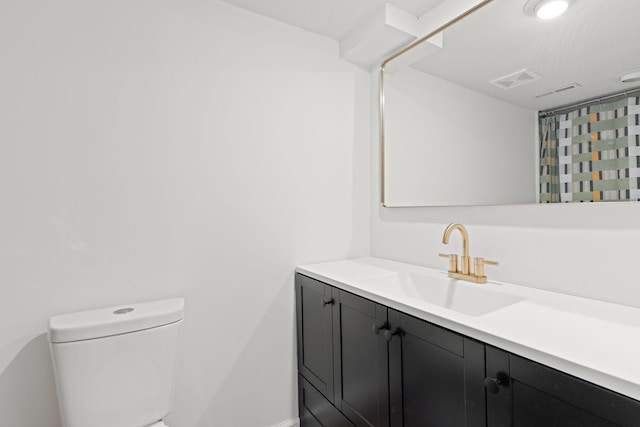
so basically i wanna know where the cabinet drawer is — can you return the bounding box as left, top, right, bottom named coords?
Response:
left=299, top=375, right=354, bottom=427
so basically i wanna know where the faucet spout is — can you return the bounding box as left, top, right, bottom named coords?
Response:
left=442, top=223, right=469, bottom=259
left=442, top=223, right=470, bottom=274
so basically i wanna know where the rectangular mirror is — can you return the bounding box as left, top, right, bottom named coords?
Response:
left=380, top=0, right=640, bottom=207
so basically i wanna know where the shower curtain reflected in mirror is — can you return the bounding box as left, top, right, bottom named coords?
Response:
left=539, top=96, right=640, bottom=203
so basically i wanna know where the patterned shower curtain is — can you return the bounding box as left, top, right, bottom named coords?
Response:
left=539, top=96, right=640, bottom=202
left=539, top=115, right=559, bottom=202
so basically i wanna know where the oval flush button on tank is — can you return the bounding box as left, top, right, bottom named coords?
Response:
left=113, top=307, right=134, bottom=315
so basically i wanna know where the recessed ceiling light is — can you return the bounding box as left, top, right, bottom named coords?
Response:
left=536, top=0, right=569, bottom=19
left=523, top=0, right=570, bottom=20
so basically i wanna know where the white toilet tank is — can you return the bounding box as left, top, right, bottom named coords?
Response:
left=48, top=298, right=184, bottom=427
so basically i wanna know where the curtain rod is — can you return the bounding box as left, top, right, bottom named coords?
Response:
left=538, top=86, right=640, bottom=118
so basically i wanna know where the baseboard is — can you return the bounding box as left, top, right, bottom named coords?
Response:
left=269, top=418, right=300, bottom=427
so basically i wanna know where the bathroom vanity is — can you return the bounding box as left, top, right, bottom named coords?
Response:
left=295, top=258, right=640, bottom=427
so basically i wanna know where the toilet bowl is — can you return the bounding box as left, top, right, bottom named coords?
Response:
left=48, top=298, right=184, bottom=427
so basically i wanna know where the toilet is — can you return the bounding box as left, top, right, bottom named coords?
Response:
left=48, top=298, right=184, bottom=427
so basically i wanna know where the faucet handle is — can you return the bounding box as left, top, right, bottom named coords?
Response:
left=474, top=257, right=498, bottom=278
left=439, top=253, right=459, bottom=273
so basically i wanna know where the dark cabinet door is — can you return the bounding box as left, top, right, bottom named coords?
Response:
left=486, top=346, right=640, bottom=427
left=296, top=274, right=336, bottom=402
left=388, top=310, right=486, bottom=427
left=333, top=289, right=390, bottom=427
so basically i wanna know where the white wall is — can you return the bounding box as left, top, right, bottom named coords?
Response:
left=384, top=67, right=536, bottom=206
left=371, top=73, right=640, bottom=308
left=0, top=1, right=370, bottom=426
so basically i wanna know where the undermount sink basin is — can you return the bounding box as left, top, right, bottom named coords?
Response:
left=363, top=271, right=524, bottom=316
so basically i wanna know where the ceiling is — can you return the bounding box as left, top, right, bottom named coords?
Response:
left=221, top=0, right=445, bottom=40
left=222, top=0, right=640, bottom=111
left=410, top=0, right=640, bottom=110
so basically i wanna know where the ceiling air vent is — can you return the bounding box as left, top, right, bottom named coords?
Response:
left=489, top=69, right=541, bottom=90
left=534, top=83, right=581, bottom=98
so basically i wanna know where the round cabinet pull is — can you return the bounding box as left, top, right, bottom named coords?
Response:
left=371, top=322, right=387, bottom=334
left=321, top=298, right=334, bottom=307
left=383, top=328, right=403, bottom=341
left=484, top=373, right=509, bottom=394
left=484, top=377, right=502, bottom=394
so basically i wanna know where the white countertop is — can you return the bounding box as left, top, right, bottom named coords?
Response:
left=296, top=257, right=640, bottom=401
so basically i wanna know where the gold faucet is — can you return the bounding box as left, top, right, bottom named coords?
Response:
left=439, top=223, right=497, bottom=284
